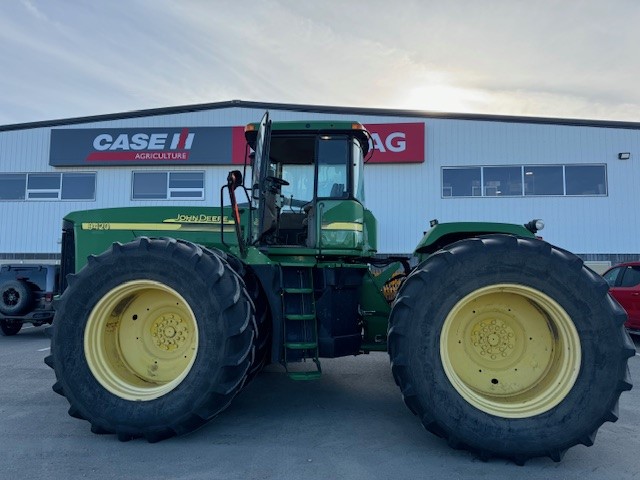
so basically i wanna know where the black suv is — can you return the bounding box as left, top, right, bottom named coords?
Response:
left=0, top=264, right=59, bottom=336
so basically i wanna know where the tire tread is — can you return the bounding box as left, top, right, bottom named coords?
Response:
left=388, top=234, right=633, bottom=463
left=47, top=237, right=257, bottom=441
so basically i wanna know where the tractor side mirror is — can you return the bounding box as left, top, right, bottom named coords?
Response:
left=227, top=170, right=243, bottom=190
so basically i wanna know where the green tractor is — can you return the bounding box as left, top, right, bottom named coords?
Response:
left=47, top=113, right=634, bottom=463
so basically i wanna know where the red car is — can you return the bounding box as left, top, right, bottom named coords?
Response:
left=603, top=261, right=640, bottom=335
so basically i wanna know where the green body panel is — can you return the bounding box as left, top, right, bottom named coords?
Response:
left=260, top=247, right=318, bottom=266
left=64, top=202, right=379, bottom=272
left=363, top=209, right=377, bottom=254
left=414, top=221, right=535, bottom=262
left=65, top=207, right=538, bottom=356
left=65, top=206, right=245, bottom=272
left=358, top=263, right=404, bottom=352
left=316, top=199, right=367, bottom=253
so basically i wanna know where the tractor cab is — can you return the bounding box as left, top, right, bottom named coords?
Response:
left=244, top=113, right=376, bottom=256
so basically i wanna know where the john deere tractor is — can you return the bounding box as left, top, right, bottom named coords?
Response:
left=47, top=113, right=634, bottom=463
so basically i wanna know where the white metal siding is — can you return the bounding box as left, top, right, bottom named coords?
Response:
left=1, top=105, right=639, bottom=258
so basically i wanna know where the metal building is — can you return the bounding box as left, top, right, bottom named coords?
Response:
left=1, top=100, right=639, bottom=269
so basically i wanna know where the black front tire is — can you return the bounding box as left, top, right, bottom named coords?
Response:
left=46, top=237, right=256, bottom=442
left=389, top=235, right=635, bottom=463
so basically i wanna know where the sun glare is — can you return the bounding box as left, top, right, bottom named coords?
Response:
left=399, top=84, right=489, bottom=113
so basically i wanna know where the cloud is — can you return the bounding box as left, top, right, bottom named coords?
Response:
left=0, top=0, right=639, bottom=124
left=20, top=0, right=47, bottom=21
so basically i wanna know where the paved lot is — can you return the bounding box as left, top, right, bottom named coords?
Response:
left=1, top=325, right=639, bottom=480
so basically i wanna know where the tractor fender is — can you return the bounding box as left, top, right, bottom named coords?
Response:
left=414, top=221, right=535, bottom=261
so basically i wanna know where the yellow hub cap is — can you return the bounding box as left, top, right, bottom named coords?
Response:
left=84, top=280, right=198, bottom=401
left=440, top=284, right=581, bottom=418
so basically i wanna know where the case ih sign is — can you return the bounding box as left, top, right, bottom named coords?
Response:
left=49, top=123, right=424, bottom=166
left=49, top=127, right=236, bottom=166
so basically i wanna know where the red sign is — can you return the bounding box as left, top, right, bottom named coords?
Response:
left=231, top=122, right=425, bottom=165
left=231, top=126, right=247, bottom=165
left=364, top=123, right=425, bottom=164
left=52, top=123, right=425, bottom=167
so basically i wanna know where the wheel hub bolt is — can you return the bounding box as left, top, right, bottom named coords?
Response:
left=471, top=318, right=516, bottom=359
left=151, top=314, right=186, bottom=351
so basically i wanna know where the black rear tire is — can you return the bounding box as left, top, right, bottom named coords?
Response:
left=46, top=237, right=256, bottom=442
left=0, top=319, right=23, bottom=336
left=388, top=235, right=635, bottom=463
left=0, top=280, right=33, bottom=316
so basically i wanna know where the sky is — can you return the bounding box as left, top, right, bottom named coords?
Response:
left=1, top=0, right=640, bottom=126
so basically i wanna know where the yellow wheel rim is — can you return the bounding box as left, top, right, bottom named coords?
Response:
left=440, top=284, right=581, bottom=418
left=84, top=280, right=199, bottom=401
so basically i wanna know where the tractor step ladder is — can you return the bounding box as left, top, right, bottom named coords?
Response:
left=280, top=266, right=321, bottom=380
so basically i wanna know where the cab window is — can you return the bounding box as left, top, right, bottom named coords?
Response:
left=352, top=138, right=365, bottom=204
left=281, top=164, right=314, bottom=205
left=317, top=137, right=348, bottom=198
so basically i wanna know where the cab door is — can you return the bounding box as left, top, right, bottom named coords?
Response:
left=313, top=136, right=365, bottom=252
left=250, top=112, right=272, bottom=244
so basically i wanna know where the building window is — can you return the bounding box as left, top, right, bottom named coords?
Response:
left=483, top=166, right=522, bottom=196
left=442, top=167, right=481, bottom=197
left=132, top=171, right=204, bottom=200
left=524, top=166, right=564, bottom=196
left=168, top=172, right=206, bottom=199
left=0, top=174, right=27, bottom=200
left=0, top=173, right=96, bottom=201
left=61, top=173, right=97, bottom=200
left=443, top=164, right=606, bottom=198
left=565, top=165, right=607, bottom=195
left=27, top=173, right=61, bottom=199
left=132, top=172, right=166, bottom=199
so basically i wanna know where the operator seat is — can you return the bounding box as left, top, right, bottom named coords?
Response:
left=330, top=183, right=346, bottom=198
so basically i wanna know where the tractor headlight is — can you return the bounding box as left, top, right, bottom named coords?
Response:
left=525, top=219, right=545, bottom=234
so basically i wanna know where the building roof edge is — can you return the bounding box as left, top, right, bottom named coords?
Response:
left=2, top=99, right=640, bottom=131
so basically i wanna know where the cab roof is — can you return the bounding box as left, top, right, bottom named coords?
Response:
left=244, top=120, right=370, bottom=155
